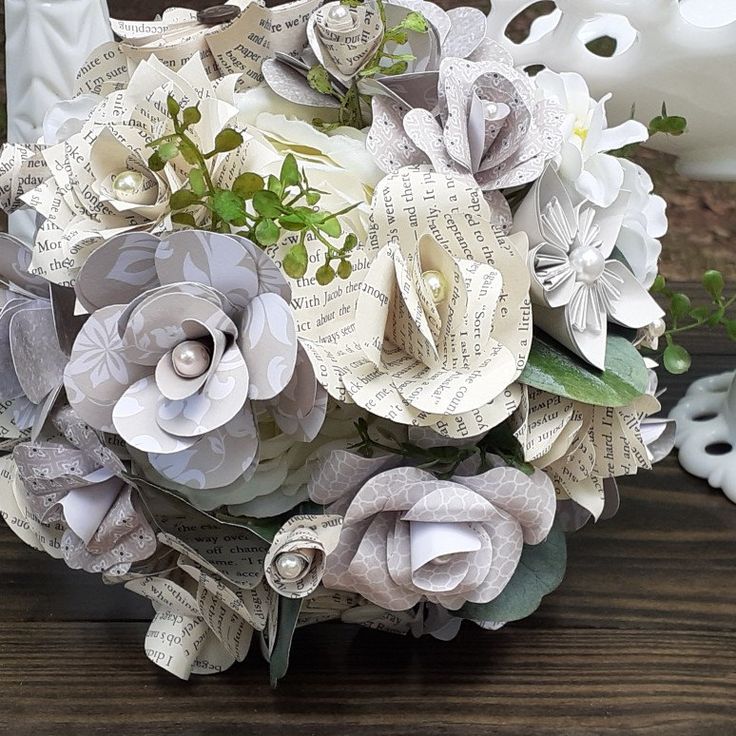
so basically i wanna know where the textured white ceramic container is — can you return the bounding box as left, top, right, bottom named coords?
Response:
left=5, top=0, right=113, bottom=243
left=486, top=0, right=736, bottom=181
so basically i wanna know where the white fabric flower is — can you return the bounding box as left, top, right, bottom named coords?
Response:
left=616, top=158, right=667, bottom=288
left=535, top=70, right=648, bottom=207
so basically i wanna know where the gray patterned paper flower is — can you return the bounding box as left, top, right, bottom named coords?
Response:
left=310, top=452, right=556, bottom=610
left=367, top=50, right=564, bottom=229
left=64, top=230, right=327, bottom=490
left=0, top=234, right=69, bottom=443
left=12, top=405, right=156, bottom=576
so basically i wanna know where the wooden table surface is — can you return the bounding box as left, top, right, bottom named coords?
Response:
left=0, top=282, right=735, bottom=736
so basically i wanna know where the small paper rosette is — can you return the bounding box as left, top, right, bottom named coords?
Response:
left=307, top=1, right=384, bottom=83
left=64, top=230, right=326, bottom=490
left=310, top=451, right=556, bottom=611
left=264, top=514, right=343, bottom=598
left=513, top=166, right=665, bottom=369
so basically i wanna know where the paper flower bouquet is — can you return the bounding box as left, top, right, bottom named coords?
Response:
left=0, top=0, right=681, bottom=683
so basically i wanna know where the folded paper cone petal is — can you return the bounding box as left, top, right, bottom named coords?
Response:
left=409, top=520, right=481, bottom=572
left=59, top=477, right=123, bottom=546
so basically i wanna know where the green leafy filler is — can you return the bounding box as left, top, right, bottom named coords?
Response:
left=148, top=95, right=359, bottom=284
left=308, top=0, right=429, bottom=130
left=650, top=270, right=736, bottom=375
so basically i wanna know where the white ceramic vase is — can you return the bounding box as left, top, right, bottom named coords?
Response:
left=4, top=0, right=113, bottom=243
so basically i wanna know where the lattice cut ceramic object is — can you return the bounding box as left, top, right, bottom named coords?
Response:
left=485, top=0, right=736, bottom=180
left=670, top=372, right=736, bottom=503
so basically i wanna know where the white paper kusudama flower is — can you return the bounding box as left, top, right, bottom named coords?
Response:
left=513, top=167, right=664, bottom=370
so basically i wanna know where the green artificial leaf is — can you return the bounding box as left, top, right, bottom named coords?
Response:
left=650, top=274, right=666, bottom=294
left=182, top=105, right=202, bottom=127
left=179, top=142, right=200, bottom=165
left=269, top=597, right=303, bottom=688
left=318, top=216, right=341, bottom=237
left=703, top=270, right=725, bottom=300
left=339, top=82, right=364, bottom=128
left=283, top=243, right=309, bottom=279
left=189, top=169, right=207, bottom=197
left=380, top=60, right=409, bottom=76
left=170, top=189, right=202, bottom=210
left=401, top=10, right=429, bottom=32
left=232, top=172, right=264, bottom=200
left=670, top=292, right=691, bottom=320
left=342, top=233, right=358, bottom=252
left=307, top=64, right=333, bottom=95
left=456, top=524, right=567, bottom=623
left=519, top=333, right=650, bottom=407
left=663, top=343, right=692, bottom=374
left=278, top=213, right=307, bottom=232
left=336, top=259, right=352, bottom=280
left=166, top=95, right=181, bottom=118
left=213, top=189, right=246, bottom=223
left=158, top=142, right=179, bottom=162
left=253, top=190, right=283, bottom=218
left=255, top=218, right=281, bottom=246
left=280, top=154, right=300, bottom=188
left=171, top=212, right=197, bottom=227
left=267, top=174, right=284, bottom=197
left=316, top=264, right=336, bottom=286
left=213, top=128, right=244, bottom=154
left=148, top=151, right=165, bottom=172
left=725, top=319, right=736, bottom=341
left=384, top=27, right=408, bottom=44
left=305, top=190, right=321, bottom=206
left=480, top=422, right=534, bottom=475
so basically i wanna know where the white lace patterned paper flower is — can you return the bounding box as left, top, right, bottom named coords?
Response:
left=64, top=230, right=327, bottom=491
left=309, top=451, right=556, bottom=611
left=367, top=50, right=564, bottom=229
left=513, top=166, right=664, bottom=370
left=298, top=167, right=531, bottom=439
left=13, top=405, right=156, bottom=576
left=535, top=70, right=649, bottom=208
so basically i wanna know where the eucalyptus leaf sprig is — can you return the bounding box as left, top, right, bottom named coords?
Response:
left=651, top=270, right=736, bottom=374
left=147, top=95, right=359, bottom=284
left=612, top=102, right=687, bottom=158
left=309, top=0, right=429, bottom=130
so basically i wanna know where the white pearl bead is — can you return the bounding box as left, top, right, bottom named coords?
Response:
left=172, top=341, right=211, bottom=379
left=327, top=3, right=351, bottom=22
left=112, top=170, right=145, bottom=202
left=421, top=270, right=449, bottom=305
left=483, top=101, right=499, bottom=117
left=275, top=552, right=308, bottom=581
left=651, top=318, right=667, bottom=338
left=570, top=247, right=606, bottom=286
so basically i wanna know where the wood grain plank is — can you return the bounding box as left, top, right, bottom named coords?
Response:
left=0, top=623, right=734, bottom=736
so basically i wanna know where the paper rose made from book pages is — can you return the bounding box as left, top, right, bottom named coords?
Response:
left=511, top=383, right=673, bottom=525
left=367, top=50, right=564, bottom=230
left=2, top=55, right=247, bottom=286
left=262, top=0, right=442, bottom=112
left=0, top=234, right=70, bottom=443
left=64, top=230, right=327, bottom=491
left=264, top=514, right=343, bottom=598
left=513, top=167, right=664, bottom=370
left=309, top=450, right=556, bottom=610
left=125, top=519, right=273, bottom=680
left=297, top=167, right=531, bottom=439
left=12, top=406, right=156, bottom=575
